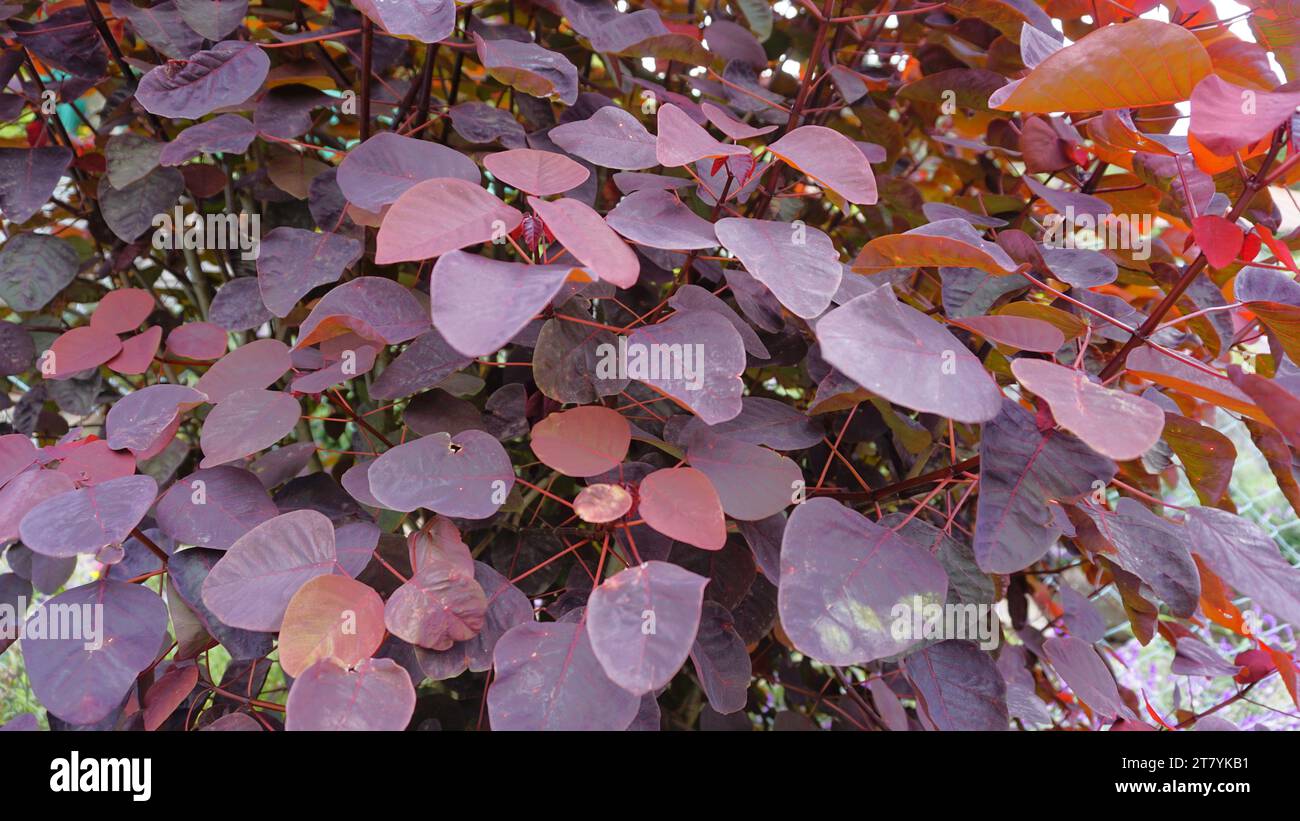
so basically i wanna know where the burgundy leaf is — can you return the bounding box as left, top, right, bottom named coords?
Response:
left=136, top=40, right=270, bottom=119
left=779, top=497, right=948, bottom=665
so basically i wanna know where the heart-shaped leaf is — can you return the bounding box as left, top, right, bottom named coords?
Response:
left=155, top=465, right=279, bottom=549
left=285, top=658, right=416, bottom=731
left=105, top=384, right=206, bottom=452
left=549, top=105, right=659, bottom=170
left=484, top=148, right=589, bottom=196
left=279, top=574, right=386, bottom=677
left=817, top=283, right=1004, bottom=423
left=586, top=561, right=709, bottom=694
left=201, top=509, right=340, bottom=631
left=715, top=217, right=842, bottom=318
left=199, top=388, right=299, bottom=468
left=384, top=556, right=487, bottom=650
left=430, top=251, right=573, bottom=357
left=975, top=399, right=1116, bottom=573
left=528, top=195, right=639, bottom=288
left=767, top=125, right=878, bottom=205
left=353, top=0, right=455, bottom=43
left=637, top=466, right=726, bottom=550
left=136, top=40, right=270, bottom=118
left=779, top=497, right=948, bottom=665
left=376, top=178, right=522, bottom=264
left=367, top=430, right=514, bottom=518
left=1011, top=359, right=1165, bottom=460
left=488, top=619, right=641, bottom=730
left=19, top=474, right=157, bottom=558
left=22, top=581, right=169, bottom=725
left=530, top=405, right=631, bottom=477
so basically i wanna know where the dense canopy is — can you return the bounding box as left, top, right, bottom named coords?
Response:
left=0, top=0, right=1299, bottom=733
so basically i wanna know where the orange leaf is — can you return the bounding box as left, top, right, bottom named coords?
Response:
left=992, top=20, right=1211, bottom=113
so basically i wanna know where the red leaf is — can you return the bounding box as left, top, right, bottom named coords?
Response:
left=1191, top=215, right=1245, bottom=269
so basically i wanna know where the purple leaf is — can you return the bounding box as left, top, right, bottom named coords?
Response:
left=194, top=339, right=291, bottom=404
left=1188, top=506, right=1300, bottom=628
left=473, top=33, right=579, bottom=106
left=175, top=0, right=248, bottom=40
left=488, top=619, right=641, bottom=730
left=975, top=399, right=1116, bottom=573
left=483, top=148, right=590, bottom=196
left=22, top=581, right=168, bottom=725
left=155, top=466, right=279, bottom=549
left=285, top=658, right=416, bottom=731
left=557, top=0, right=668, bottom=53
left=903, top=640, right=1009, bottom=730
left=678, top=419, right=801, bottom=520
left=296, top=276, right=429, bottom=347
left=0, top=147, right=73, bottom=224
left=606, top=189, right=718, bottom=250
left=528, top=195, right=639, bottom=288
left=369, top=328, right=472, bottom=401
left=715, top=217, right=842, bottom=319
left=105, top=384, right=206, bottom=452
left=0, top=469, right=76, bottom=543
left=738, top=512, right=785, bottom=582
left=549, top=105, right=659, bottom=170
left=354, top=0, right=454, bottom=43
left=167, top=321, right=228, bottom=361
left=375, top=178, right=522, bottom=264
left=768, top=125, right=878, bottom=205
left=367, top=430, right=514, bottom=518
left=1011, top=358, right=1165, bottom=460
left=136, top=40, right=270, bottom=119
left=448, top=101, right=527, bottom=147
left=101, top=166, right=185, bottom=242
left=0, top=232, right=78, bottom=312
left=199, top=388, right=299, bottom=468
left=160, top=114, right=258, bottom=165
left=779, top=497, right=948, bottom=665
left=1190, top=75, right=1300, bottom=157
left=0, top=321, right=35, bottom=375
left=585, top=560, right=709, bottom=694
left=167, top=547, right=275, bottom=659
left=337, top=132, right=480, bottom=212
left=11, top=8, right=107, bottom=79
left=690, top=601, right=752, bottom=714
left=1171, top=634, right=1241, bottom=678
left=655, top=103, right=749, bottom=166
left=111, top=0, right=205, bottom=60
left=201, top=509, right=339, bottom=631
left=701, top=396, right=822, bottom=450
left=701, top=101, right=777, bottom=139
left=254, top=84, right=333, bottom=140
left=1042, top=635, right=1126, bottom=721
left=430, top=251, right=573, bottom=356
left=667, top=284, right=769, bottom=358
left=1084, top=499, right=1200, bottom=618
left=1059, top=584, right=1106, bottom=644
left=385, top=556, right=487, bottom=650
left=624, top=308, right=746, bottom=424
left=416, top=561, right=533, bottom=680
left=0, top=433, right=37, bottom=488
left=18, top=474, right=157, bottom=558
left=817, top=283, right=1004, bottom=423
left=256, top=227, right=363, bottom=317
